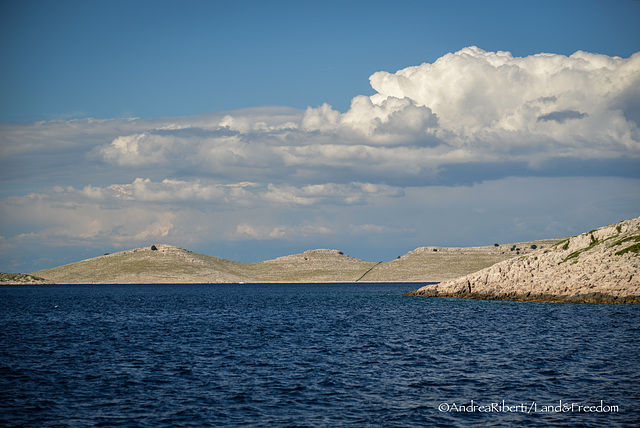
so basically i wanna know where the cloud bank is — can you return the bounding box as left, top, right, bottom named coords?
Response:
left=90, top=47, right=640, bottom=184
left=2, top=47, right=639, bottom=270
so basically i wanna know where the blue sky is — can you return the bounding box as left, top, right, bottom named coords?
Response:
left=1, top=0, right=640, bottom=272
left=2, top=0, right=639, bottom=121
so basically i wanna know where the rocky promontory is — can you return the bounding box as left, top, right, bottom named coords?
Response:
left=406, top=217, right=640, bottom=303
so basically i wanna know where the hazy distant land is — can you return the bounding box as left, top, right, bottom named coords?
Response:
left=2, top=217, right=638, bottom=303
left=5, top=239, right=555, bottom=285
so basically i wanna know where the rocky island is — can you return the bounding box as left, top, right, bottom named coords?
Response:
left=406, top=217, right=640, bottom=303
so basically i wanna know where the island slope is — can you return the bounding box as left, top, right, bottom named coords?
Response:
left=25, top=246, right=378, bottom=284
left=406, top=217, right=640, bottom=303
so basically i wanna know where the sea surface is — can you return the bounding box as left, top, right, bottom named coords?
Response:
left=1, top=283, right=638, bottom=427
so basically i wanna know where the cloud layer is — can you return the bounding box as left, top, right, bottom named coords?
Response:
left=90, top=47, right=640, bottom=185
left=2, top=47, right=639, bottom=271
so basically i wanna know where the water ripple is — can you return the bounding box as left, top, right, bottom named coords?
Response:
left=1, top=283, right=638, bottom=427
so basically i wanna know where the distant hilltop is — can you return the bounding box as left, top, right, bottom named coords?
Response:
left=2, top=216, right=639, bottom=303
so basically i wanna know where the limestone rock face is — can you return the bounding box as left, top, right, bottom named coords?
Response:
left=407, top=217, right=640, bottom=303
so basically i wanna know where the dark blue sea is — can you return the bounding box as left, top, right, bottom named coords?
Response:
left=1, top=283, right=638, bottom=427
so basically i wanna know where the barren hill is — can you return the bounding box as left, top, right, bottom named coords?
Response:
left=17, top=236, right=562, bottom=285
left=25, top=246, right=379, bottom=284
left=407, top=217, right=640, bottom=303
left=28, top=244, right=248, bottom=284
left=256, top=249, right=377, bottom=282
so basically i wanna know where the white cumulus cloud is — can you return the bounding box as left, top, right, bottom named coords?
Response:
left=368, top=46, right=640, bottom=154
left=87, top=47, right=639, bottom=187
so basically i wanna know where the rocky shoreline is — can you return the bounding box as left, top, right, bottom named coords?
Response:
left=406, top=217, right=640, bottom=303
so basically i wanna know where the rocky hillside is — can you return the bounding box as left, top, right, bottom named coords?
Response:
left=29, top=244, right=249, bottom=284
left=407, top=217, right=640, bottom=303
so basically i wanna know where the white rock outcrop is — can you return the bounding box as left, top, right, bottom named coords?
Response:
left=408, top=217, right=640, bottom=303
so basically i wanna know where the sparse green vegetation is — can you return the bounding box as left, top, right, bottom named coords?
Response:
left=610, top=234, right=640, bottom=248
left=616, top=243, right=640, bottom=255
left=611, top=234, right=640, bottom=256
left=560, top=234, right=600, bottom=264
left=552, top=238, right=571, bottom=250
